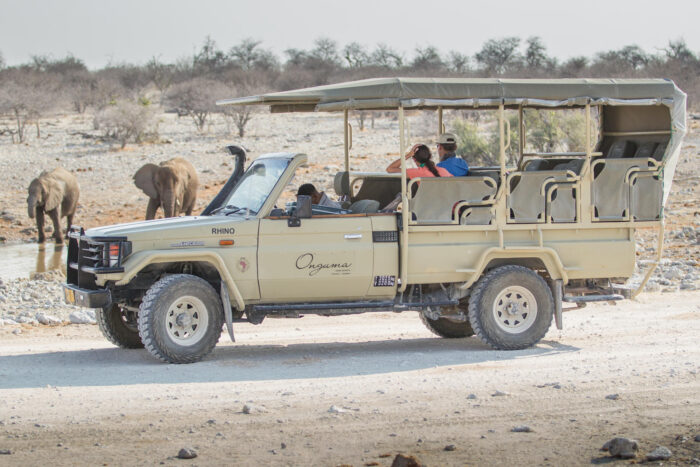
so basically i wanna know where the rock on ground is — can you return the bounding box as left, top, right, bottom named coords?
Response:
left=177, top=447, right=197, bottom=459
left=69, top=310, right=96, bottom=325
left=601, top=437, right=638, bottom=459
left=646, top=446, right=672, bottom=461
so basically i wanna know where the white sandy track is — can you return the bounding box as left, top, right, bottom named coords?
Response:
left=0, top=292, right=698, bottom=466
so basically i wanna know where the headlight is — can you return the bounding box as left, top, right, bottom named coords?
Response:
left=104, top=241, right=132, bottom=268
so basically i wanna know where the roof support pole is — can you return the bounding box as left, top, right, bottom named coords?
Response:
left=343, top=109, right=350, bottom=172
left=498, top=103, right=506, bottom=187
left=580, top=103, right=593, bottom=224
left=437, top=106, right=443, bottom=137
left=518, top=105, right=524, bottom=165
left=398, top=105, right=409, bottom=293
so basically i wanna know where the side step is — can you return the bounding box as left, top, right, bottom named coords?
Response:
left=253, top=298, right=458, bottom=313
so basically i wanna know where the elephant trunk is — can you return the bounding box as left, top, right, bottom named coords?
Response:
left=27, top=196, right=37, bottom=219
left=161, top=191, right=178, bottom=218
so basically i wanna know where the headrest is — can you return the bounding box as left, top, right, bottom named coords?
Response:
left=334, top=171, right=350, bottom=196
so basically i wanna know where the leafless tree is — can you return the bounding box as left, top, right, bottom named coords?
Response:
left=412, top=46, right=444, bottom=70
left=221, top=82, right=264, bottom=137
left=146, top=56, right=175, bottom=103
left=166, top=78, right=229, bottom=131
left=0, top=71, right=57, bottom=142
left=343, top=42, right=369, bottom=68
left=447, top=51, right=470, bottom=73
left=370, top=44, right=403, bottom=68
left=229, top=38, right=278, bottom=71
left=0, top=51, right=5, bottom=69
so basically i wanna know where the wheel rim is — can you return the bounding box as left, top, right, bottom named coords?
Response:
left=492, top=285, right=538, bottom=334
left=165, top=295, right=209, bottom=346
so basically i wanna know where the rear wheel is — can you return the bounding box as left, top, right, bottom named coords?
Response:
left=96, top=304, right=143, bottom=349
left=468, top=265, right=553, bottom=350
left=138, top=274, right=223, bottom=364
left=420, top=311, right=474, bottom=338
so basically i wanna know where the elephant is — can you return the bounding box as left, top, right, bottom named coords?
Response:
left=27, top=167, right=80, bottom=244
left=133, top=157, right=199, bottom=220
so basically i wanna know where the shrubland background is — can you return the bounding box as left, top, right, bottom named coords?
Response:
left=0, top=36, right=698, bottom=163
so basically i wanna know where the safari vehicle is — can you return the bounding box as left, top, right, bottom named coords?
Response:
left=62, top=78, right=686, bottom=363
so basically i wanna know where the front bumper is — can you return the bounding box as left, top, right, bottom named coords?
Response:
left=62, top=283, right=111, bottom=309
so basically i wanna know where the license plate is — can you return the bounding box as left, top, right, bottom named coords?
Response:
left=64, top=287, right=75, bottom=304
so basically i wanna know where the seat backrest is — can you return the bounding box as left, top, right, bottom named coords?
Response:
left=634, top=142, right=657, bottom=159
left=552, top=159, right=585, bottom=174
left=508, top=171, right=572, bottom=223
left=607, top=140, right=636, bottom=158
left=652, top=141, right=668, bottom=161
left=591, top=158, right=648, bottom=220
left=353, top=177, right=402, bottom=207
left=410, top=177, right=496, bottom=224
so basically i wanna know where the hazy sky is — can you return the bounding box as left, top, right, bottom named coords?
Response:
left=1, top=0, right=699, bottom=69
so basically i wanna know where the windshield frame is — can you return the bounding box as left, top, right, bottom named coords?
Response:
left=211, top=153, right=307, bottom=218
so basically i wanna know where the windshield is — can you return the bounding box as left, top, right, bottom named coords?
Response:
left=215, top=158, right=289, bottom=215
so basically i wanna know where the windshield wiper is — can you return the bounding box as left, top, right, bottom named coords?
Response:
left=209, top=204, right=240, bottom=215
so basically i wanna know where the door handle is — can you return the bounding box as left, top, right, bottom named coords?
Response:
left=344, top=234, right=362, bottom=239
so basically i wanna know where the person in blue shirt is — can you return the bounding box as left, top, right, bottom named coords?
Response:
left=436, top=133, right=470, bottom=176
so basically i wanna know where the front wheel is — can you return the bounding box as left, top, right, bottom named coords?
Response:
left=138, top=274, right=223, bottom=363
left=468, top=265, right=553, bottom=350
left=96, top=304, right=144, bottom=349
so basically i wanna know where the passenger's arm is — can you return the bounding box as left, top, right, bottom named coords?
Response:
left=386, top=144, right=419, bottom=173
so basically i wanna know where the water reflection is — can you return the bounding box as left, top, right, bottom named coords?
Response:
left=36, top=244, right=65, bottom=275
left=0, top=243, right=67, bottom=280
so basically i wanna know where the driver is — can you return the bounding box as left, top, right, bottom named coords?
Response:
left=297, top=183, right=342, bottom=209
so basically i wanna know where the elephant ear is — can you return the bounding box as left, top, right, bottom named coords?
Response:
left=134, top=163, right=159, bottom=199
left=43, top=176, right=64, bottom=212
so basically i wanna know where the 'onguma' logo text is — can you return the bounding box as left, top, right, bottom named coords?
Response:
left=295, top=253, right=352, bottom=276
left=212, top=227, right=235, bottom=235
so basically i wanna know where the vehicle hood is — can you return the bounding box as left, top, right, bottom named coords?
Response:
left=85, top=216, right=248, bottom=241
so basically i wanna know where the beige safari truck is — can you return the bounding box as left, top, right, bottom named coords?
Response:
left=62, top=78, right=687, bottom=363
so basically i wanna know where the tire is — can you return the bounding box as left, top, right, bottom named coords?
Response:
left=138, top=274, right=223, bottom=364
left=419, top=312, right=474, bottom=338
left=96, top=304, right=144, bottom=349
left=468, top=265, right=553, bottom=350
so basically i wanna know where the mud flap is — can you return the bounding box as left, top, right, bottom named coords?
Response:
left=221, top=283, right=235, bottom=342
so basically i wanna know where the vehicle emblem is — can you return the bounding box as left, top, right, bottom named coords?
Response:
left=238, top=257, right=249, bottom=273
left=170, top=240, right=205, bottom=248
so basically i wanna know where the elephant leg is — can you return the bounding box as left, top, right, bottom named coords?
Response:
left=65, top=214, right=74, bottom=238
left=36, top=209, right=46, bottom=243
left=146, top=198, right=159, bottom=220
left=48, top=209, right=63, bottom=244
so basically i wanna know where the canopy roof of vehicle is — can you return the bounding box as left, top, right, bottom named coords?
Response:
left=218, top=77, right=683, bottom=115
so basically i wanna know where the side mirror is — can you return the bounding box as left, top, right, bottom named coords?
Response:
left=288, top=195, right=312, bottom=227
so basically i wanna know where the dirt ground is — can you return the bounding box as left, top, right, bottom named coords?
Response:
left=0, top=293, right=698, bottom=466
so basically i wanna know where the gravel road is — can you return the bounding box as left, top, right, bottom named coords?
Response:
left=0, top=293, right=698, bottom=466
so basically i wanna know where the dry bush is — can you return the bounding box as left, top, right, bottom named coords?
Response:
left=94, top=100, right=158, bottom=148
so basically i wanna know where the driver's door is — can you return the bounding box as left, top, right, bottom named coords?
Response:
left=257, top=216, right=373, bottom=301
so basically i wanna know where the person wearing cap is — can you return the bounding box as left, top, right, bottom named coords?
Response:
left=436, top=133, right=469, bottom=176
